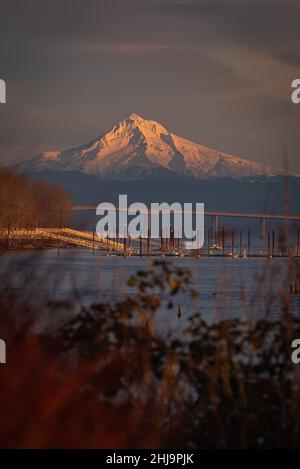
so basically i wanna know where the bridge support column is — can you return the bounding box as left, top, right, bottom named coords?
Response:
left=259, top=218, right=267, bottom=239
left=211, top=215, right=219, bottom=242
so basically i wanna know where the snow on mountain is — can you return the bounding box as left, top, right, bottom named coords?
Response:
left=15, top=113, right=286, bottom=180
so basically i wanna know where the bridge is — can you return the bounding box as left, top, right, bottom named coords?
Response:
left=72, top=205, right=300, bottom=239
left=72, top=205, right=300, bottom=220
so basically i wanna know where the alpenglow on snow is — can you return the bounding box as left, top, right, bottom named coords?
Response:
left=15, top=113, right=286, bottom=180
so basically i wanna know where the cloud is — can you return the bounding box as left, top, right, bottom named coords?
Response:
left=154, top=0, right=300, bottom=68
left=43, top=41, right=174, bottom=56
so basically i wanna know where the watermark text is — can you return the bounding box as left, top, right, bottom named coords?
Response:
left=0, top=78, right=6, bottom=103
left=291, top=79, right=300, bottom=104
left=291, top=339, right=300, bottom=364
left=0, top=339, right=6, bottom=364
left=96, top=195, right=204, bottom=250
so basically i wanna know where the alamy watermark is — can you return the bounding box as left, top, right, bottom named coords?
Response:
left=96, top=195, right=204, bottom=250
left=291, top=339, right=300, bottom=364
left=291, top=79, right=300, bottom=104
left=0, top=339, right=6, bottom=364
left=0, top=78, right=6, bottom=103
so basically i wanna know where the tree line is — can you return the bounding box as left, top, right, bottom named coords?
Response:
left=0, top=168, right=71, bottom=233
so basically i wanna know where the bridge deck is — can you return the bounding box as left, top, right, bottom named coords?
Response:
left=72, top=206, right=300, bottom=221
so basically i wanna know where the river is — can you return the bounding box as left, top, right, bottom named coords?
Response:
left=0, top=249, right=299, bottom=334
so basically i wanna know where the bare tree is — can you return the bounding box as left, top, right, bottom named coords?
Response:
left=0, top=168, right=71, bottom=233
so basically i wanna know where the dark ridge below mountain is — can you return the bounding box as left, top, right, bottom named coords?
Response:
left=27, top=170, right=300, bottom=216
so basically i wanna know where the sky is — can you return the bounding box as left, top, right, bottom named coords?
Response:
left=0, top=0, right=300, bottom=171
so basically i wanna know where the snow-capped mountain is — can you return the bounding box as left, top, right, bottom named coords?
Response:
left=15, top=113, right=286, bottom=180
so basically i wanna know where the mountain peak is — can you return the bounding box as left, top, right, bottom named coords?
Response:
left=119, top=113, right=168, bottom=138
left=128, top=113, right=143, bottom=121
